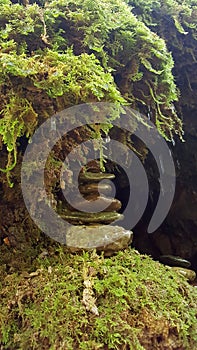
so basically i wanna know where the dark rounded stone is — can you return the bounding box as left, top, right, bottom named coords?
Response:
left=60, top=210, right=124, bottom=225
left=82, top=160, right=101, bottom=173
left=66, top=196, right=121, bottom=213
left=79, top=172, right=115, bottom=183
left=79, top=183, right=113, bottom=196
left=69, top=196, right=121, bottom=212
left=159, top=255, right=191, bottom=268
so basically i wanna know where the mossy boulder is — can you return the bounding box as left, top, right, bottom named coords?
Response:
left=0, top=248, right=197, bottom=349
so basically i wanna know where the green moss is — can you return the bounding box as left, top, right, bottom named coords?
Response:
left=127, top=0, right=197, bottom=105
left=0, top=93, right=37, bottom=185
left=0, top=48, right=124, bottom=182
left=0, top=0, right=189, bottom=185
left=0, top=248, right=196, bottom=349
left=43, top=0, right=184, bottom=140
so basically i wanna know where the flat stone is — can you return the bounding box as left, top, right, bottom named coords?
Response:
left=159, top=255, right=191, bottom=268
left=60, top=210, right=124, bottom=225
left=79, top=172, right=115, bottom=183
left=79, top=183, right=113, bottom=196
left=69, top=196, right=121, bottom=212
left=66, top=225, right=133, bottom=256
left=82, top=160, right=101, bottom=173
left=170, top=267, right=196, bottom=282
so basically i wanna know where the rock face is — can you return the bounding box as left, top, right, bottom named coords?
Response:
left=66, top=225, right=133, bottom=256
left=111, top=2, right=197, bottom=273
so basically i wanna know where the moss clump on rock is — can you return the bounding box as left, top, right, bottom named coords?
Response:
left=0, top=248, right=197, bottom=349
left=0, top=0, right=186, bottom=185
left=128, top=0, right=197, bottom=110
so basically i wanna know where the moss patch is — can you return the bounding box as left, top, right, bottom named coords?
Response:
left=0, top=0, right=186, bottom=186
left=0, top=248, right=197, bottom=349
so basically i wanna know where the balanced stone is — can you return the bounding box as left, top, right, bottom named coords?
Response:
left=69, top=196, right=121, bottom=212
left=79, top=172, right=115, bottom=183
left=58, top=165, right=126, bottom=255
left=66, top=225, right=133, bottom=256
left=170, top=267, right=196, bottom=282
left=159, top=255, right=191, bottom=268
left=79, top=183, right=113, bottom=196
left=61, top=210, right=124, bottom=225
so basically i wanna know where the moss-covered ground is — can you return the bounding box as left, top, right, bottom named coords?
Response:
left=0, top=247, right=197, bottom=349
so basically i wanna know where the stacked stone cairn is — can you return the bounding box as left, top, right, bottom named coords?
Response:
left=60, top=161, right=133, bottom=256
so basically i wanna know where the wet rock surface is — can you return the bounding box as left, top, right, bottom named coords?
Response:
left=79, top=183, right=113, bottom=196
left=66, top=225, right=133, bottom=255
left=61, top=210, right=124, bottom=225
left=68, top=195, right=121, bottom=213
